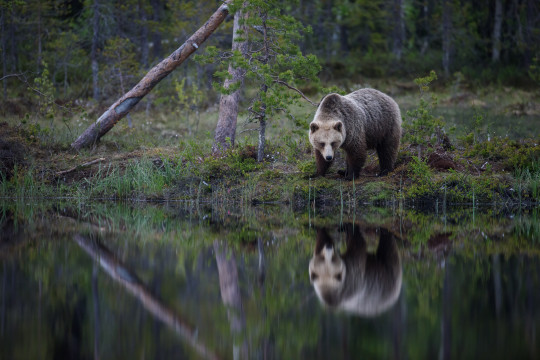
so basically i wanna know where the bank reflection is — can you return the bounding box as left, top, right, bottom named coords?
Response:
left=309, top=224, right=402, bottom=316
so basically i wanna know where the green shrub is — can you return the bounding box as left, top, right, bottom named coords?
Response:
left=403, top=71, right=445, bottom=147
left=406, top=156, right=436, bottom=199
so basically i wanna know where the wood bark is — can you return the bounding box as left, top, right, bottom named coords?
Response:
left=139, top=0, right=149, bottom=69
left=9, top=7, right=16, bottom=72
left=524, top=0, right=535, bottom=66
left=71, top=0, right=233, bottom=150
left=212, top=4, right=248, bottom=155
left=257, top=84, right=267, bottom=163
left=392, top=0, right=405, bottom=61
left=91, top=0, right=100, bottom=101
left=56, top=157, right=106, bottom=176
left=492, top=0, right=503, bottom=62
left=150, top=0, right=163, bottom=61
left=442, top=0, right=452, bottom=77
left=1, top=6, right=6, bottom=101
left=37, top=1, right=42, bottom=72
left=257, top=13, right=269, bottom=163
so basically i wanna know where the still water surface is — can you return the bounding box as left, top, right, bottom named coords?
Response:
left=0, top=202, right=538, bottom=359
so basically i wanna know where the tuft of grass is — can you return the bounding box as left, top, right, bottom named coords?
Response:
left=81, top=157, right=182, bottom=199
left=514, top=159, right=540, bottom=202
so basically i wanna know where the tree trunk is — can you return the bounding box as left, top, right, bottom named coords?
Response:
left=442, top=0, right=452, bottom=77
left=37, top=0, right=42, bottom=72
left=212, top=4, right=248, bottom=155
left=392, top=0, right=405, bottom=61
left=257, top=89, right=267, bottom=163
left=139, top=0, right=149, bottom=69
left=213, top=241, right=248, bottom=359
left=441, top=263, right=452, bottom=360
left=1, top=7, right=6, bottom=101
left=8, top=7, right=16, bottom=72
left=524, top=0, right=535, bottom=66
left=71, top=1, right=233, bottom=150
left=257, top=13, right=269, bottom=163
left=91, top=0, right=100, bottom=101
left=420, top=1, right=429, bottom=54
left=150, top=0, right=163, bottom=61
left=492, top=0, right=503, bottom=62
left=63, top=62, right=68, bottom=97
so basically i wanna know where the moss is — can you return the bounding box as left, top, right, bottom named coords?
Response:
left=362, top=181, right=395, bottom=202
left=466, top=138, right=540, bottom=172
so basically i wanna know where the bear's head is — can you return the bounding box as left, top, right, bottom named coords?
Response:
left=309, top=241, right=346, bottom=307
left=309, top=94, right=346, bottom=162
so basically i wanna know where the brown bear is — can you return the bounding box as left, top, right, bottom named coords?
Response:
left=308, top=224, right=402, bottom=316
left=309, top=88, right=402, bottom=179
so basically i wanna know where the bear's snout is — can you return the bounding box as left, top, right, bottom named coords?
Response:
left=325, top=155, right=333, bottom=161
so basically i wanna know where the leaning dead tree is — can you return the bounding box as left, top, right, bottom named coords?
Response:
left=71, top=0, right=233, bottom=151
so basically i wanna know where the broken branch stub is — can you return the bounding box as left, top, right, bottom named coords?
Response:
left=71, top=1, right=233, bottom=150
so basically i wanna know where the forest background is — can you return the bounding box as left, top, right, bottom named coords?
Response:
left=1, top=0, right=538, bottom=105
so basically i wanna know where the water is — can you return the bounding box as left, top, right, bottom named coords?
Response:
left=0, top=202, right=539, bottom=359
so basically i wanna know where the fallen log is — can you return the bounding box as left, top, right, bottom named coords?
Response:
left=71, top=0, right=233, bottom=150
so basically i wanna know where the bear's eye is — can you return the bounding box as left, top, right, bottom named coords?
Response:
left=331, top=142, right=338, bottom=147
left=319, top=142, right=326, bottom=148
left=311, top=272, right=319, bottom=281
left=334, top=273, right=342, bottom=281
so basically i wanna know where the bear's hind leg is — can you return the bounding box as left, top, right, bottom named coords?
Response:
left=315, top=150, right=333, bottom=176
left=376, top=138, right=399, bottom=176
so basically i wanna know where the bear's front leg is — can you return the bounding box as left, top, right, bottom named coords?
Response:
left=315, top=150, right=333, bottom=177
left=342, top=148, right=365, bottom=181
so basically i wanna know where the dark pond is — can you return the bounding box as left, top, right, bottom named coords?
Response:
left=1, top=202, right=539, bottom=359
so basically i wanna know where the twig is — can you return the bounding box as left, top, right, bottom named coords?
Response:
left=0, top=73, right=25, bottom=81
left=4, top=71, right=77, bottom=113
left=274, top=80, right=319, bottom=107
left=239, top=127, right=260, bottom=134
left=56, top=157, right=106, bottom=176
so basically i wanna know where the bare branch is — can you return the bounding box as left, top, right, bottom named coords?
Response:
left=0, top=73, right=25, bottom=81
left=239, top=127, right=260, bottom=134
left=56, top=157, right=106, bottom=176
left=274, top=80, right=319, bottom=107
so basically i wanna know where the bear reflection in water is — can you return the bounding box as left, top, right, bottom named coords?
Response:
left=309, top=224, right=402, bottom=316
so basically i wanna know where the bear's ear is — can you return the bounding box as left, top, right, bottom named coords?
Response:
left=333, top=121, right=343, bottom=132
left=322, top=93, right=342, bottom=111
left=310, top=123, right=319, bottom=133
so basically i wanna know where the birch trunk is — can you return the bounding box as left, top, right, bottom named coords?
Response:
left=257, top=13, right=269, bottom=163
left=212, top=4, right=248, bottom=154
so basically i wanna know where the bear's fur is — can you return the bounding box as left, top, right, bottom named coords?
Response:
left=308, top=224, right=402, bottom=316
left=309, top=88, right=402, bottom=179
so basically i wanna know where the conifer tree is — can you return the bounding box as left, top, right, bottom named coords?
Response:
left=202, top=0, right=321, bottom=161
